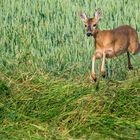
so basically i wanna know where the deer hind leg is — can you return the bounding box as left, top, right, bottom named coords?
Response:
left=136, top=43, right=140, bottom=54
left=127, top=52, right=133, bottom=70
left=128, top=39, right=140, bottom=55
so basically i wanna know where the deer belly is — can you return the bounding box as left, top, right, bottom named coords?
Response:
left=105, top=49, right=115, bottom=58
left=95, top=49, right=115, bottom=58
left=105, top=45, right=127, bottom=58
left=114, top=43, right=128, bottom=56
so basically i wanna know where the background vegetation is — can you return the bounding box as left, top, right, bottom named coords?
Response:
left=0, top=0, right=140, bottom=139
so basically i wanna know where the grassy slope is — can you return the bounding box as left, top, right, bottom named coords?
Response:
left=0, top=70, right=140, bottom=140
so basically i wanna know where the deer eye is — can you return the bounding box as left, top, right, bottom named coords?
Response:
left=85, top=25, right=87, bottom=27
left=93, top=24, right=97, bottom=27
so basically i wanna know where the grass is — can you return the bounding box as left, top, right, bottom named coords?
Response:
left=0, top=0, right=140, bottom=139
left=0, top=70, right=140, bottom=139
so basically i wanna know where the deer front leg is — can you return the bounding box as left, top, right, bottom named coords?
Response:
left=100, top=52, right=106, bottom=77
left=91, top=55, right=97, bottom=82
left=91, top=52, right=102, bottom=82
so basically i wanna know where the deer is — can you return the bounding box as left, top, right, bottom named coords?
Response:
left=80, top=9, right=140, bottom=82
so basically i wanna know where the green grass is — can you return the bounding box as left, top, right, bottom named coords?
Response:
left=0, top=71, right=140, bottom=139
left=0, top=0, right=140, bottom=139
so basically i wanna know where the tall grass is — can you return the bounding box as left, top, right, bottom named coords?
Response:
left=0, top=0, right=140, bottom=80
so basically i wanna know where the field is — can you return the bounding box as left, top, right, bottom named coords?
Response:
left=0, top=0, right=140, bottom=139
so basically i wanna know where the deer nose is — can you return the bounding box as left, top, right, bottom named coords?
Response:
left=87, top=32, right=92, bottom=37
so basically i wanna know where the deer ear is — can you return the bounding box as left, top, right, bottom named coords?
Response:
left=94, top=8, right=102, bottom=22
left=79, top=12, right=88, bottom=22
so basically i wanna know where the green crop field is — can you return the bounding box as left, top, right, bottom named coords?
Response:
left=0, top=0, right=140, bottom=139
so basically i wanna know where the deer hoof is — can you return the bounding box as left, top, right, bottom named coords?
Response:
left=101, top=71, right=106, bottom=78
left=128, top=65, right=133, bottom=70
left=91, top=74, right=97, bottom=82
left=93, top=77, right=97, bottom=82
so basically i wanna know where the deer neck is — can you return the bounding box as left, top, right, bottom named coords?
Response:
left=93, top=29, right=101, bottom=39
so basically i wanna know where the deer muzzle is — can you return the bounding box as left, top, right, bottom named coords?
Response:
left=86, top=32, right=92, bottom=37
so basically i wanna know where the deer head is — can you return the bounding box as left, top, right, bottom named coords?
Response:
left=80, top=9, right=102, bottom=37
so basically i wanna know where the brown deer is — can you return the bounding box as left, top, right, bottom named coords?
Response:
left=80, top=9, right=140, bottom=82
